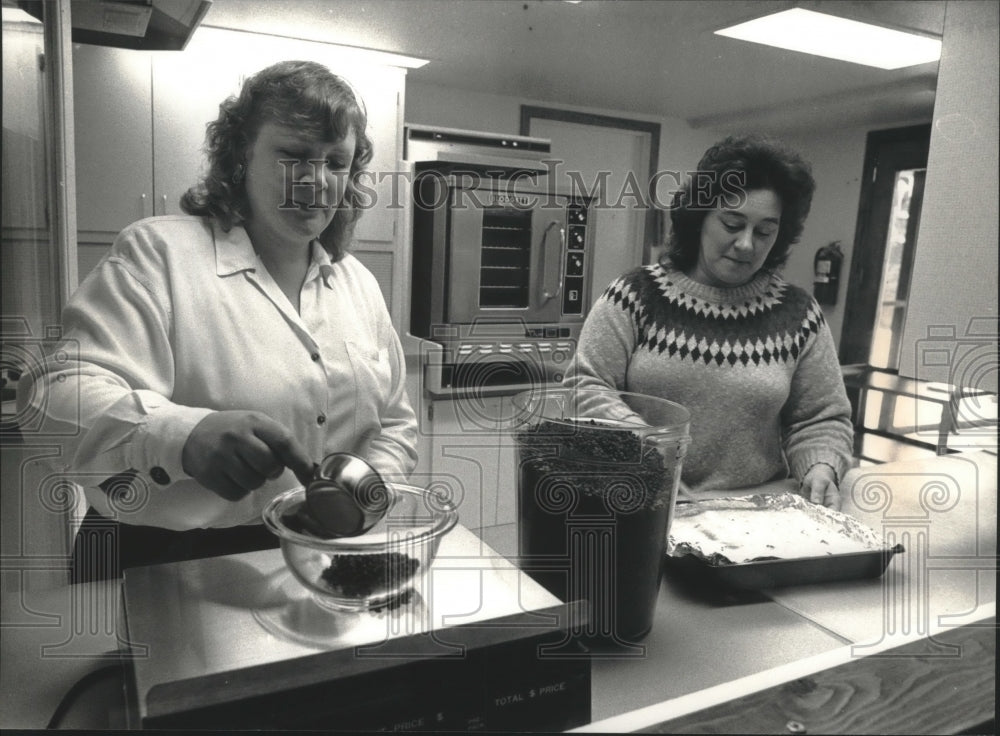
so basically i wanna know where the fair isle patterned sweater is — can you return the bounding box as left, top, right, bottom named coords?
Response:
left=564, top=263, right=854, bottom=494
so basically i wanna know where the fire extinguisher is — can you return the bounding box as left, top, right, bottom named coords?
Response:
left=813, top=241, right=843, bottom=305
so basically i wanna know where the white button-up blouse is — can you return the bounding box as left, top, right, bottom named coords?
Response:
left=21, top=215, right=418, bottom=530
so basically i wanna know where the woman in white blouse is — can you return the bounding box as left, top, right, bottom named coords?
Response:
left=19, top=60, right=418, bottom=581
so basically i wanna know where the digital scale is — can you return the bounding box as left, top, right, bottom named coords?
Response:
left=121, top=525, right=590, bottom=731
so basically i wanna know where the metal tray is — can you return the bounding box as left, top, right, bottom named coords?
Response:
left=663, top=492, right=906, bottom=590
left=663, top=543, right=905, bottom=591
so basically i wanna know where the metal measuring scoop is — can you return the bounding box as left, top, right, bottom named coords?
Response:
left=302, top=453, right=393, bottom=537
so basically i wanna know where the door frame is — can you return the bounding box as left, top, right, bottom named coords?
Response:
left=840, top=123, right=931, bottom=366
left=519, top=106, right=661, bottom=262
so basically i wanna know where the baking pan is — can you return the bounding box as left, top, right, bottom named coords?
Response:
left=663, top=492, right=906, bottom=590
left=663, top=544, right=905, bottom=591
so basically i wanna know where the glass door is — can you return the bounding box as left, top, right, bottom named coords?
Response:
left=840, top=125, right=930, bottom=367
left=478, top=207, right=532, bottom=309
left=868, top=169, right=926, bottom=370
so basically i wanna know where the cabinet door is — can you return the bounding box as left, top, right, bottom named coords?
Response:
left=72, top=44, right=153, bottom=240
left=3, top=22, right=47, bottom=232
left=150, top=39, right=244, bottom=217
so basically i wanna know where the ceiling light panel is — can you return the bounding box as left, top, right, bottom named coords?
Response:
left=715, top=8, right=941, bottom=70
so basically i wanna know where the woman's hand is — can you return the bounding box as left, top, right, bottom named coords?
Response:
left=182, top=411, right=316, bottom=501
left=800, top=463, right=841, bottom=510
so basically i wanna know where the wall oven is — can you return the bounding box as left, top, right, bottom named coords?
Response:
left=405, top=126, right=596, bottom=398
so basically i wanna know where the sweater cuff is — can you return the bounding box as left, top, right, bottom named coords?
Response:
left=789, top=451, right=848, bottom=486
left=130, top=395, right=215, bottom=487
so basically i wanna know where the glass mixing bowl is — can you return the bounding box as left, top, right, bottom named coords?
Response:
left=263, top=483, right=458, bottom=612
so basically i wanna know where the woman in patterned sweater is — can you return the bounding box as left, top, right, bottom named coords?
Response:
left=564, top=135, right=853, bottom=509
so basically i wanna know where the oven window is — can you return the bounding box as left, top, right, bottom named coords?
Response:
left=479, top=207, right=531, bottom=308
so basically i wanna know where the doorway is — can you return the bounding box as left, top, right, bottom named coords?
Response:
left=840, top=124, right=931, bottom=368
left=841, top=124, right=935, bottom=460
left=520, top=107, right=660, bottom=305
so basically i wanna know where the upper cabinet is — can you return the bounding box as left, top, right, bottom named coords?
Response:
left=73, top=42, right=154, bottom=237
left=72, top=27, right=406, bottom=253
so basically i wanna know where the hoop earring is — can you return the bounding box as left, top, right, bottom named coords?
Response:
left=232, top=164, right=245, bottom=184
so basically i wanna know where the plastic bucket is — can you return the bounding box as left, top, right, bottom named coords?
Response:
left=512, top=387, right=690, bottom=644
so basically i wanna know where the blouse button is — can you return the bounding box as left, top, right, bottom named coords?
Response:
left=317, top=414, right=326, bottom=425
left=311, top=352, right=320, bottom=362
left=150, top=466, right=171, bottom=485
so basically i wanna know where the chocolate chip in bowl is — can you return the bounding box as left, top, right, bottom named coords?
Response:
left=263, top=483, right=458, bottom=613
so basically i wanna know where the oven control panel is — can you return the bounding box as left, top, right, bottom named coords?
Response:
left=421, top=335, right=577, bottom=399
left=453, top=340, right=574, bottom=364
left=563, top=204, right=588, bottom=315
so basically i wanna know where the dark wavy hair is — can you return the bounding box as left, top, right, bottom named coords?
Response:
left=180, top=60, right=373, bottom=260
left=662, top=134, right=815, bottom=273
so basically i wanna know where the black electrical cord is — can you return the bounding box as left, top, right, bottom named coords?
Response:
left=46, top=660, right=123, bottom=729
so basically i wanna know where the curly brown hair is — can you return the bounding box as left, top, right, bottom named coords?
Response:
left=180, top=59, right=373, bottom=260
left=662, top=134, right=815, bottom=273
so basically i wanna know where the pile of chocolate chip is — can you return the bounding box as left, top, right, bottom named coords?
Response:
left=319, top=552, right=420, bottom=598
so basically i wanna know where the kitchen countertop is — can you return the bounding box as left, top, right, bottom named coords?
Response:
left=582, top=449, right=997, bottom=733
left=1, top=451, right=995, bottom=732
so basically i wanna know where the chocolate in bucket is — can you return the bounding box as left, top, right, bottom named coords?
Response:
left=513, top=389, right=690, bottom=645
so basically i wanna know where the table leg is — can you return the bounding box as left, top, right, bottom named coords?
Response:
left=938, top=390, right=959, bottom=455
left=855, top=387, right=869, bottom=433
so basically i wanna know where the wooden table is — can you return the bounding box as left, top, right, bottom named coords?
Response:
left=2, top=452, right=995, bottom=733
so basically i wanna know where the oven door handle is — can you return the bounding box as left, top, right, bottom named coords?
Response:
left=539, top=221, right=565, bottom=303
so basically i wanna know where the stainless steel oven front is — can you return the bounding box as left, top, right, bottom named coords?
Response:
left=410, top=168, right=595, bottom=397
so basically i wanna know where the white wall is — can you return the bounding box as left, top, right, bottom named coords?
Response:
left=405, top=80, right=871, bottom=349
left=406, top=80, right=718, bottom=182
left=781, top=128, right=871, bottom=348
left=897, top=0, right=999, bottom=393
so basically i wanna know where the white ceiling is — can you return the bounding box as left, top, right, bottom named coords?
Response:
left=201, top=0, right=946, bottom=133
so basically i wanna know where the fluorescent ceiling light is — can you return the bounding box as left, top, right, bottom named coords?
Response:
left=715, top=8, right=941, bottom=70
